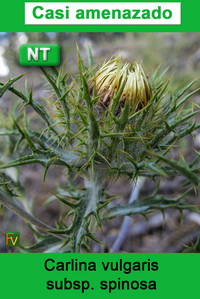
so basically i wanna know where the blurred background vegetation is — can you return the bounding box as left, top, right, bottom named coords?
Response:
left=0, top=32, right=200, bottom=252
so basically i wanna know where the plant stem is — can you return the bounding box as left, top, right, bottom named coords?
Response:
left=0, top=191, right=54, bottom=231
left=70, top=168, right=105, bottom=252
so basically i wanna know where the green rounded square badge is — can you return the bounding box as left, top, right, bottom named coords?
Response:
left=19, top=44, right=60, bottom=66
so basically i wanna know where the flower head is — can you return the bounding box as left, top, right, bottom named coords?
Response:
left=90, top=56, right=152, bottom=113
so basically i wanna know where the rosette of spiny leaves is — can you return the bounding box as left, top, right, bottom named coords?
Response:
left=0, top=51, right=199, bottom=252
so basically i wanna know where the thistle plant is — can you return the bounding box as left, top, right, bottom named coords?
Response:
left=0, top=50, right=200, bottom=253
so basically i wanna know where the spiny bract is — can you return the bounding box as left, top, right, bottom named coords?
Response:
left=90, top=56, right=152, bottom=113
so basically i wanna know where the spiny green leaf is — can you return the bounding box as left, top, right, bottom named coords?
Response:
left=40, top=67, right=61, bottom=97
left=175, top=79, right=197, bottom=102
left=0, top=130, right=18, bottom=136
left=88, top=110, right=100, bottom=151
left=0, top=83, right=60, bottom=135
left=42, top=156, right=60, bottom=182
left=87, top=232, right=102, bottom=244
left=146, top=151, right=200, bottom=187
left=20, top=235, right=68, bottom=253
left=176, top=87, right=200, bottom=109
left=108, top=193, right=198, bottom=218
left=110, top=79, right=126, bottom=114
left=53, top=193, right=77, bottom=208
left=0, top=73, right=25, bottom=97
left=81, top=73, right=92, bottom=109
left=87, top=46, right=95, bottom=69
left=146, top=162, right=167, bottom=177
left=0, top=190, right=54, bottom=231
left=117, top=101, right=130, bottom=130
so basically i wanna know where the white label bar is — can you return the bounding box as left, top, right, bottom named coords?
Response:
left=25, top=2, right=181, bottom=25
